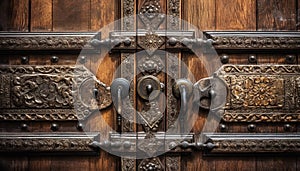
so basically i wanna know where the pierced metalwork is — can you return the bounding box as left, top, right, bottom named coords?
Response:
left=138, top=32, right=165, bottom=56
left=138, top=55, right=164, bottom=75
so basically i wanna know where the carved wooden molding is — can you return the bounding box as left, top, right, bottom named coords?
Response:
left=206, top=32, right=300, bottom=51
left=0, top=65, right=112, bottom=121
left=205, top=133, right=300, bottom=153
left=211, top=65, right=300, bottom=123
left=0, top=133, right=99, bottom=154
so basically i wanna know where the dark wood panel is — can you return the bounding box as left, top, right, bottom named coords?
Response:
left=256, top=157, right=297, bottom=171
left=31, top=0, right=53, bottom=31
left=0, top=0, right=29, bottom=31
left=53, top=0, right=90, bottom=31
left=216, top=0, right=256, bottom=30
left=0, top=157, right=28, bottom=171
left=214, top=157, right=255, bottom=171
left=258, top=0, right=297, bottom=30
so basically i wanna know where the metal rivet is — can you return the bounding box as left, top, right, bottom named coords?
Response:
left=286, top=55, right=296, bottom=64
left=51, top=123, right=59, bottom=131
left=168, top=37, right=177, bottom=46
left=248, top=55, right=257, bottom=63
left=169, top=142, right=177, bottom=150
left=247, top=124, right=256, bottom=132
left=123, top=141, right=131, bottom=149
left=219, top=124, right=227, bottom=132
left=123, top=38, right=131, bottom=46
left=208, top=89, right=217, bottom=99
left=220, top=54, right=229, bottom=64
left=79, top=56, right=86, bottom=64
left=284, top=124, right=291, bottom=132
left=21, top=123, right=28, bottom=131
left=51, top=56, right=59, bottom=63
left=21, top=56, right=29, bottom=64
left=77, top=123, right=84, bottom=131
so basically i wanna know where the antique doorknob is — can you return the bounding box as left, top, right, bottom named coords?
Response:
left=137, top=75, right=163, bottom=101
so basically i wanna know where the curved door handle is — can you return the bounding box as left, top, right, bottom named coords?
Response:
left=110, top=78, right=130, bottom=115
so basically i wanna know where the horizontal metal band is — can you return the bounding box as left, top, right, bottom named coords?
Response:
left=0, top=32, right=299, bottom=51
left=0, top=32, right=97, bottom=51
left=206, top=31, right=300, bottom=51
left=204, top=133, right=300, bottom=153
left=0, top=132, right=99, bottom=154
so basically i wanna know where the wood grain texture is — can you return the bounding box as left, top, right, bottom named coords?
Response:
left=30, top=0, right=53, bottom=31
left=258, top=0, right=297, bottom=30
left=256, top=157, right=297, bottom=171
left=215, top=157, right=255, bottom=171
left=53, top=0, right=90, bottom=31
left=183, top=0, right=216, bottom=30
left=0, top=0, right=29, bottom=31
left=91, top=0, right=116, bottom=31
left=216, top=0, right=256, bottom=30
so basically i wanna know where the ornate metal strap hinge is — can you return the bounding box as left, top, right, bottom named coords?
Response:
left=90, top=132, right=215, bottom=156
left=193, top=65, right=300, bottom=123
left=90, top=30, right=213, bottom=53
left=0, top=65, right=112, bottom=121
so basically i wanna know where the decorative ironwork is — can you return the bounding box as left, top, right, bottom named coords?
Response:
left=166, top=53, right=179, bottom=128
left=138, top=158, right=164, bottom=171
left=205, top=134, right=300, bottom=153
left=138, top=32, right=165, bottom=55
left=0, top=65, right=112, bottom=121
left=211, top=65, right=300, bottom=122
left=138, top=55, right=164, bottom=75
left=122, top=0, right=135, bottom=31
left=138, top=0, right=164, bottom=30
left=206, top=32, right=300, bottom=50
left=138, top=101, right=164, bottom=129
left=167, top=0, right=180, bottom=30
left=122, top=158, right=135, bottom=171
left=0, top=33, right=94, bottom=51
left=0, top=133, right=99, bottom=153
left=166, top=156, right=180, bottom=171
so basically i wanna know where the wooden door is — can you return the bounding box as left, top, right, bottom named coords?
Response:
left=0, top=0, right=300, bottom=171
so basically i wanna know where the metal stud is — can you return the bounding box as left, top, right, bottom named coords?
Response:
left=247, top=124, right=256, bottom=132
left=220, top=54, right=229, bottom=64
left=51, top=56, right=59, bottom=63
left=248, top=55, right=257, bottom=63
left=219, top=124, right=227, bottom=132
left=286, top=55, right=296, bottom=64
left=79, top=56, right=86, bottom=64
left=77, top=123, right=84, bottom=131
left=123, top=38, right=131, bottom=46
left=51, top=123, right=59, bottom=131
left=21, top=123, right=28, bottom=131
left=21, top=56, right=29, bottom=64
left=284, top=124, right=292, bottom=132
left=168, top=37, right=177, bottom=46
